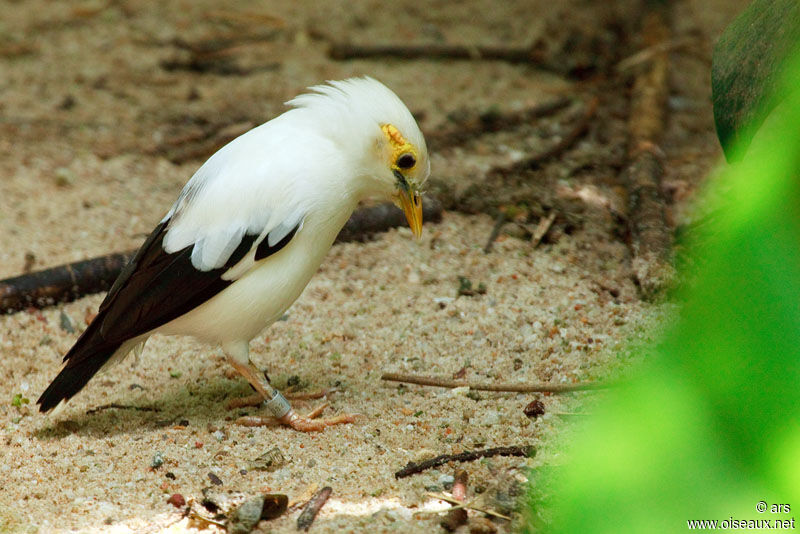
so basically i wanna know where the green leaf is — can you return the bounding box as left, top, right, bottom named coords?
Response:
left=532, top=51, right=800, bottom=533
left=712, top=0, right=800, bottom=160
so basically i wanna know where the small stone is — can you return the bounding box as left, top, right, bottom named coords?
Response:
left=59, top=311, right=75, bottom=334
left=54, top=167, right=76, bottom=187
left=469, top=516, right=498, bottom=534
left=260, top=493, right=288, bottom=520
left=524, top=400, right=546, bottom=419
left=227, top=496, right=264, bottom=534
left=208, top=472, right=223, bottom=486
left=249, top=446, right=286, bottom=472
left=212, top=430, right=226, bottom=442
left=165, top=472, right=176, bottom=480
left=437, top=473, right=455, bottom=489
left=166, top=493, right=185, bottom=508
left=151, top=452, right=164, bottom=469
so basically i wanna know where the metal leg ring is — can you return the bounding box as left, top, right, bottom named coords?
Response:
left=262, top=390, right=291, bottom=419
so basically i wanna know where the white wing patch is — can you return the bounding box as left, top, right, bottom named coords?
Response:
left=189, top=225, right=246, bottom=271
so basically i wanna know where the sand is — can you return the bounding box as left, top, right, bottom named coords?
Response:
left=0, top=1, right=747, bottom=532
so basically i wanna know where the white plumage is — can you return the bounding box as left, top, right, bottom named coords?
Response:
left=38, top=77, right=429, bottom=431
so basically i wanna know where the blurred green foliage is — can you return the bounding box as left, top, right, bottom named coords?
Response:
left=526, top=48, right=800, bottom=534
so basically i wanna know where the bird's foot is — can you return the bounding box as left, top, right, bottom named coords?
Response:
left=226, top=389, right=334, bottom=410
left=277, top=406, right=358, bottom=432
left=234, top=402, right=358, bottom=431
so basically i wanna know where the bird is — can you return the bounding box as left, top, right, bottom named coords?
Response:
left=37, top=77, right=429, bottom=431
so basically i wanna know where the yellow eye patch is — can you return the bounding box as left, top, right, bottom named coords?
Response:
left=381, top=123, right=418, bottom=171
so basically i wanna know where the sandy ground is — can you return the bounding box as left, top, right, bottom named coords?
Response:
left=0, top=1, right=748, bottom=532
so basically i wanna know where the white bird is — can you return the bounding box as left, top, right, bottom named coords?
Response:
left=37, top=77, right=429, bottom=431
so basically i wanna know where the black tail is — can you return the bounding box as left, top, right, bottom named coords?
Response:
left=37, top=320, right=121, bottom=412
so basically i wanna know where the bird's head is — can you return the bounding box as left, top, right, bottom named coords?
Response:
left=287, top=77, right=429, bottom=237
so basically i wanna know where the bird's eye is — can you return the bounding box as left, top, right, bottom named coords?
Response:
left=396, top=153, right=416, bottom=170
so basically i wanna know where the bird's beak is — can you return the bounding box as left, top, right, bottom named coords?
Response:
left=397, top=187, right=423, bottom=239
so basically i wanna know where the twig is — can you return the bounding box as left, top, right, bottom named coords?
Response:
left=509, top=97, right=598, bottom=171
left=328, top=42, right=561, bottom=71
left=381, top=373, right=608, bottom=394
left=0, top=200, right=442, bottom=314
left=427, top=97, right=572, bottom=151
left=288, top=484, right=319, bottom=510
left=483, top=212, right=508, bottom=254
left=427, top=493, right=511, bottom=521
left=296, top=486, right=332, bottom=531
left=187, top=507, right=226, bottom=528
left=530, top=212, right=557, bottom=248
left=623, top=3, right=675, bottom=299
left=154, top=121, right=256, bottom=164
left=0, top=252, right=134, bottom=314
left=85, top=403, right=161, bottom=415
left=616, top=36, right=695, bottom=72
left=395, top=445, right=533, bottom=479
left=441, top=470, right=469, bottom=531
left=334, top=196, right=442, bottom=242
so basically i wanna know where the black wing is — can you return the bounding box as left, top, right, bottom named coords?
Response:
left=37, top=219, right=299, bottom=411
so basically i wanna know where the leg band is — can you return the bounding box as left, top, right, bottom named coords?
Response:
left=262, top=390, right=291, bottom=418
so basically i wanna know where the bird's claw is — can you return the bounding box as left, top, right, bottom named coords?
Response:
left=278, top=408, right=359, bottom=432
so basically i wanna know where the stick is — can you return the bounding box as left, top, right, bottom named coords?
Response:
left=483, top=212, right=508, bottom=254
left=0, top=200, right=443, bottom=314
left=0, top=252, right=134, bottom=314
left=334, top=196, right=442, bottom=243
left=296, top=486, right=332, bottom=531
left=395, top=445, right=533, bottom=479
left=428, top=493, right=511, bottom=521
left=381, top=373, right=608, bottom=394
left=510, top=97, right=598, bottom=171
left=328, top=42, right=561, bottom=71
left=85, top=403, right=160, bottom=415
left=441, top=470, right=469, bottom=531
left=427, top=97, right=572, bottom=151
left=623, top=3, right=675, bottom=299
left=530, top=212, right=557, bottom=248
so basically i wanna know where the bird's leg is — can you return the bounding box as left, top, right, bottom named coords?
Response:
left=226, top=388, right=335, bottom=410
left=224, top=351, right=356, bottom=432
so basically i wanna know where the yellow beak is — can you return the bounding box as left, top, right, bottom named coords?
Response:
left=397, top=188, right=423, bottom=239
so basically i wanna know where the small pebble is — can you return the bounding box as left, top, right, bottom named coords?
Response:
left=166, top=493, right=185, bottom=509
left=59, top=311, right=75, bottom=334
left=249, top=446, right=286, bottom=472
left=469, top=517, right=498, bottom=534
left=227, top=496, right=264, bottom=534
left=524, top=400, right=546, bottom=419
left=165, top=472, right=176, bottom=480
left=438, top=473, right=455, bottom=489
left=151, top=452, right=164, bottom=469
left=212, top=430, right=226, bottom=442
left=208, top=472, right=223, bottom=486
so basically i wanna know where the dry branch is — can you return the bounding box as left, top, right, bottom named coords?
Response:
left=530, top=212, right=557, bottom=248
left=296, top=486, right=332, bottom=531
left=0, top=200, right=443, bottom=314
left=0, top=252, right=134, bottom=314
left=509, top=97, right=598, bottom=171
left=329, top=42, right=556, bottom=69
left=623, top=3, right=675, bottom=299
left=428, top=493, right=511, bottom=521
left=395, top=446, right=533, bottom=479
left=430, top=98, right=600, bottom=220
left=483, top=212, right=508, bottom=254
left=427, top=97, right=572, bottom=151
left=381, top=372, right=608, bottom=393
